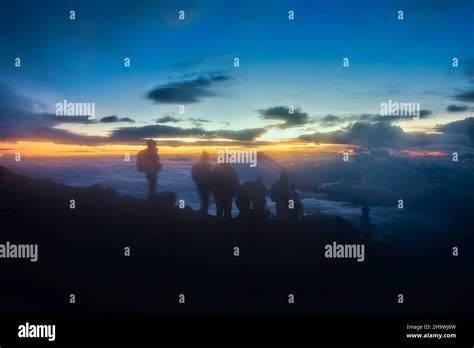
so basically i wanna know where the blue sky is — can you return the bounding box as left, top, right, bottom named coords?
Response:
left=0, top=0, right=473, bottom=148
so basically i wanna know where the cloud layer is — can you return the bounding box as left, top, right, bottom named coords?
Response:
left=301, top=118, right=473, bottom=148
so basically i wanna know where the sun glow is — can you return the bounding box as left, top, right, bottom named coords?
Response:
left=0, top=140, right=348, bottom=158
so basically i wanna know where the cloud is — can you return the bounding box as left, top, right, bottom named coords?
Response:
left=449, top=59, right=474, bottom=104
left=0, top=84, right=110, bottom=145
left=446, top=104, right=470, bottom=113
left=317, top=111, right=433, bottom=128
left=258, top=106, right=310, bottom=129
left=0, top=83, right=267, bottom=146
left=109, top=124, right=266, bottom=143
left=0, top=96, right=106, bottom=146
left=453, top=89, right=474, bottom=103
left=419, top=109, right=432, bottom=118
left=435, top=117, right=474, bottom=147
left=319, top=114, right=343, bottom=127
left=435, top=117, right=474, bottom=134
left=99, top=115, right=135, bottom=123
left=370, top=110, right=432, bottom=122
left=0, top=82, right=42, bottom=111
left=154, top=116, right=182, bottom=123
left=146, top=73, right=232, bottom=104
left=109, top=124, right=205, bottom=142
left=299, top=121, right=467, bottom=148
left=119, top=117, right=135, bottom=123
left=188, top=117, right=211, bottom=126
left=11, top=127, right=109, bottom=145
left=0, top=84, right=55, bottom=136
left=43, top=115, right=95, bottom=124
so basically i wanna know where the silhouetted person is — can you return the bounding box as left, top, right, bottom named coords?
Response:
left=361, top=206, right=373, bottom=241
left=191, top=151, right=213, bottom=214
left=136, top=139, right=162, bottom=200
left=270, top=171, right=290, bottom=219
left=236, top=175, right=269, bottom=222
left=236, top=181, right=254, bottom=219
left=254, top=174, right=269, bottom=220
left=212, top=162, right=239, bottom=222
left=289, top=183, right=303, bottom=222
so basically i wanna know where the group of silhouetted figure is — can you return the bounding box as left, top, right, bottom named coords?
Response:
left=136, top=140, right=303, bottom=222
left=136, top=140, right=375, bottom=237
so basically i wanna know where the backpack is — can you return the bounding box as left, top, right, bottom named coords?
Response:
left=136, top=150, right=148, bottom=173
left=136, top=150, right=162, bottom=173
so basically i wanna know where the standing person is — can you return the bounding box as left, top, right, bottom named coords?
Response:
left=253, top=174, right=269, bottom=219
left=191, top=151, right=213, bottom=214
left=270, top=171, right=290, bottom=219
left=289, top=183, right=303, bottom=222
left=211, top=162, right=239, bottom=222
left=236, top=181, right=255, bottom=220
left=136, top=139, right=162, bottom=200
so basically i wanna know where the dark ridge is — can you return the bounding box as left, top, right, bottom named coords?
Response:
left=0, top=165, right=472, bottom=316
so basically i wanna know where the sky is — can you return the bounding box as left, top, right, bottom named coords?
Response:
left=0, top=0, right=473, bottom=156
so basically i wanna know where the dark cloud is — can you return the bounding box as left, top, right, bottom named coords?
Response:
left=419, top=109, right=432, bottom=118
left=188, top=117, right=211, bottom=126
left=99, top=115, right=135, bottom=123
left=99, top=116, right=120, bottom=123
left=146, top=73, right=232, bottom=104
left=435, top=117, right=474, bottom=134
left=0, top=82, right=43, bottom=111
left=371, top=110, right=432, bottom=122
left=155, top=116, right=182, bottom=123
left=317, top=111, right=433, bottom=127
left=299, top=121, right=467, bottom=149
left=109, top=124, right=266, bottom=143
left=0, top=83, right=266, bottom=146
left=446, top=104, right=470, bottom=113
left=0, top=100, right=107, bottom=146
left=13, top=126, right=109, bottom=145
left=435, top=117, right=474, bottom=147
left=0, top=84, right=110, bottom=145
left=258, top=106, right=310, bottom=129
left=0, top=84, right=55, bottom=137
left=453, top=89, right=474, bottom=102
left=109, top=124, right=205, bottom=142
left=448, top=58, right=474, bottom=104
left=319, top=114, right=344, bottom=127
left=43, top=115, right=94, bottom=124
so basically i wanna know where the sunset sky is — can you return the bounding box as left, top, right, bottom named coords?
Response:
left=0, top=0, right=473, bottom=156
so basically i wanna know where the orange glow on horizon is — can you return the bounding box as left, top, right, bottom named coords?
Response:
left=0, top=140, right=350, bottom=158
